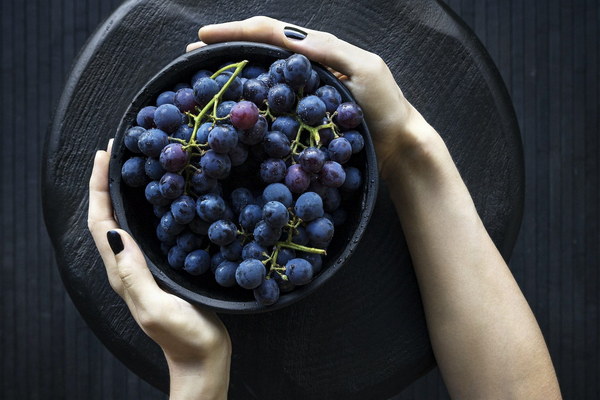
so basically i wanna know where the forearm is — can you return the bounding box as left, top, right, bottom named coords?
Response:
left=167, top=351, right=231, bottom=400
left=383, top=106, right=560, bottom=399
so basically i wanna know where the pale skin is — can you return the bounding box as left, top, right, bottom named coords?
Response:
left=88, top=16, right=561, bottom=400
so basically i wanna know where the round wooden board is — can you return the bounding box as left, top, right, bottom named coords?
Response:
left=42, top=1, right=523, bottom=398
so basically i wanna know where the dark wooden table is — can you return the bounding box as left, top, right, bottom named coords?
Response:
left=42, top=1, right=523, bottom=398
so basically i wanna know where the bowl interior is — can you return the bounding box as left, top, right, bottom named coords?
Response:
left=109, top=42, right=378, bottom=313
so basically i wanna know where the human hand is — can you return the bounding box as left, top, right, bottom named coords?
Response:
left=186, top=16, right=437, bottom=178
left=87, top=140, right=231, bottom=400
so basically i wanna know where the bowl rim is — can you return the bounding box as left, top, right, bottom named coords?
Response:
left=109, top=41, right=379, bottom=314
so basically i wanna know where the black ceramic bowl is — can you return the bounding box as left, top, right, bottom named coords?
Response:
left=109, top=42, right=378, bottom=314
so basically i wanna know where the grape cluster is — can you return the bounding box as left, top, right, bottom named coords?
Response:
left=120, top=53, right=365, bottom=306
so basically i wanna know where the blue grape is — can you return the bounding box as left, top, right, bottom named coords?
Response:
left=242, top=241, right=267, bottom=261
left=153, top=204, right=170, bottom=218
left=317, top=118, right=335, bottom=146
left=214, top=260, right=239, bottom=287
left=159, top=172, right=185, bottom=199
left=268, top=59, right=286, bottom=84
left=262, top=201, right=289, bottom=229
left=253, top=220, right=281, bottom=247
left=174, top=88, right=197, bottom=113
left=121, top=157, right=148, bottom=187
left=341, top=166, right=362, bottom=191
left=243, top=65, right=267, bottom=79
left=221, top=239, right=243, bottom=261
left=342, top=130, right=365, bottom=154
left=196, top=122, right=213, bottom=144
left=191, top=69, right=212, bottom=86
left=145, top=181, right=170, bottom=206
left=328, top=137, right=352, bottom=164
left=196, top=193, right=226, bottom=222
left=298, top=147, right=325, bottom=173
left=167, top=245, right=188, bottom=269
left=300, top=252, right=323, bottom=274
left=334, top=102, right=363, bottom=129
left=193, top=77, right=220, bottom=107
left=284, top=54, right=312, bottom=90
left=190, top=169, right=217, bottom=194
left=138, top=128, right=169, bottom=157
left=284, top=164, right=311, bottom=193
left=200, top=150, right=231, bottom=179
left=154, top=104, right=182, bottom=133
left=208, top=219, right=237, bottom=246
left=263, top=131, right=291, bottom=158
left=136, top=105, right=156, bottom=128
left=292, top=226, right=309, bottom=246
left=303, top=70, right=320, bottom=94
left=211, top=252, right=226, bottom=273
left=160, top=211, right=186, bottom=236
left=156, top=91, right=176, bottom=106
left=319, top=161, right=346, bottom=188
left=156, top=223, right=176, bottom=245
left=124, top=126, right=145, bottom=153
left=239, top=114, right=267, bottom=145
left=285, top=258, right=313, bottom=285
left=176, top=230, right=203, bottom=252
left=296, top=95, right=327, bottom=126
left=260, top=158, right=286, bottom=183
left=306, top=217, right=334, bottom=244
left=171, top=195, right=196, bottom=224
left=184, top=249, right=211, bottom=275
left=243, top=79, right=269, bottom=107
left=256, top=72, right=274, bottom=87
left=172, top=124, right=193, bottom=142
left=322, top=187, right=342, bottom=213
left=215, top=73, right=243, bottom=101
left=271, top=115, right=300, bottom=141
left=231, top=188, right=253, bottom=213
left=235, top=259, right=266, bottom=289
left=253, top=278, right=280, bottom=306
left=276, top=248, right=296, bottom=266
left=267, top=84, right=295, bottom=114
left=263, top=183, right=293, bottom=207
left=159, top=143, right=188, bottom=172
left=238, top=204, right=262, bottom=231
left=208, top=124, right=238, bottom=154
left=189, top=217, right=210, bottom=235
left=315, top=85, right=342, bottom=113
left=216, top=100, right=237, bottom=119
left=228, top=142, right=249, bottom=166
left=294, top=192, right=324, bottom=222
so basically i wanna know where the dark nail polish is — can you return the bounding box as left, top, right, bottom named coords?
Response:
left=107, top=230, right=124, bottom=255
left=284, top=26, right=307, bottom=40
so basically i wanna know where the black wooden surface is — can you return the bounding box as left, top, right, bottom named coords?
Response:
left=1, top=0, right=598, bottom=399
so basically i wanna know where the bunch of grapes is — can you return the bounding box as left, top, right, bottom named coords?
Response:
left=120, top=53, right=366, bottom=306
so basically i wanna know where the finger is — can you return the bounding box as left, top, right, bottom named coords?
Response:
left=88, top=149, right=119, bottom=254
left=198, top=16, right=372, bottom=77
left=186, top=41, right=206, bottom=53
left=106, top=229, right=164, bottom=310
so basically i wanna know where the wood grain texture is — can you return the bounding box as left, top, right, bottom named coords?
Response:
left=1, top=0, right=596, bottom=399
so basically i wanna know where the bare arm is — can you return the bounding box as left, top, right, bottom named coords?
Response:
left=193, top=16, right=561, bottom=399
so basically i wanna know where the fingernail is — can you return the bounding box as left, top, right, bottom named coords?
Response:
left=107, top=230, right=124, bottom=255
left=284, top=26, right=307, bottom=40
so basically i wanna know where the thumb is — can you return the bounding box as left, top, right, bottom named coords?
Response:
left=106, top=229, right=163, bottom=308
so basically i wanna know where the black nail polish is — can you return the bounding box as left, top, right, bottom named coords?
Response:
left=284, top=26, right=307, bottom=40
left=107, top=230, right=124, bottom=255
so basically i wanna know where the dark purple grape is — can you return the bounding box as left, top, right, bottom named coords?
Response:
left=176, top=230, right=203, bottom=252
left=242, top=241, right=267, bottom=261
left=216, top=100, right=236, bottom=119
left=211, top=252, right=226, bottom=273
left=145, top=181, right=170, bottom=206
left=138, top=128, right=169, bottom=157
left=341, top=166, right=362, bottom=191
left=318, top=118, right=335, bottom=146
left=121, top=157, right=148, bottom=187
left=243, top=79, right=269, bottom=107
left=172, top=124, right=193, bottom=142
left=276, top=248, right=296, bottom=266
left=306, top=217, right=334, bottom=244
left=253, top=220, right=281, bottom=247
left=196, top=122, right=213, bottom=144
left=193, top=77, right=220, bottom=107
left=319, top=161, right=346, bottom=188
left=235, top=259, right=266, bottom=289
left=285, top=258, right=313, bottom=285
left=328, top=137, right=352, bottom=164
left=221, top=239, right=243, bottom=261
left=208, top=124, right=238, bottom=154
left=271, top=115, right=300, bottom=141
left=297, top=95, right=327, bottom=126
left=184, top=249, right=211, bottom=275
left=284, top=54, right=312, bottom=90
left=156, top=91, right=176, bottom=106
left=267, top=83, right=295, bottom=114
left=262, top=201, right=289, bottom=229
left=238, top=204, right=262, bottom=231
left=208, top=219, right=238, bottom=246
left=256, top=72, right=274, bottom=87
left=159, top=172, right=185, bottom=199
left=154, top=104, right=182, bottom=134
left=191, top=69, right=212, bottom=87
left=292, top=226, right=309, bottom=246
left=334, top=102, right=363, bottom=129
left=260, top=158, right=287, bottom=183
left=303, top=70, right=320, bottom=94
left=171, top=195, right=196, bottom=224
left=300, top=252, right=323, bottom=274
left=284, top=164, right=311, bottom=193
left=263, top=183, right=293, bottom=207
left=159, top=143, right=188, bottom=172
left=342, top=130, right=365, bottom=153
left=136, top=106, right=156, bottom=129
left=230, top=101, right=259, bottom=130
left=243, top=65, right=267, bottom=79
left=173, top=88, right=198, bottom=113
left=238, top=115, right=267, bottom=145
left=253, top=278, right=280, bottom=306
left=167, top=245, right=188, bottom=269
left=229, top=142, right=249, bottom=166
left=124, top=126, right=146, bottom=153
left=156, top=223, right=176, bottom=245
left=160, top=211, right=186, bottom=236
left=322, top=187, right=341, bottom=213
left=215, top=73, right=243, bottom=101
left=268, top=59, right=286, bottom=84
left=196, top=193, right=226, bottom=223
left=230, top=188, right=253, bottom=213
left=153, top=204, right=170, bottom=218
left=294, top=192, right=324, bottom=222
left=315, top=85, right=342, bottom=114
left=189, top=217, right=210, bottom=235
left=200, top=150, right=231, bottom=179
left=263, top=131, right=291, bottom=158
left=272, top=272, right=296, bottom=293
left=299, top=147, right=325, bottom=173
left=190, top=169, right=217, bottom=194
left=214, top=260, right=239, bottom=287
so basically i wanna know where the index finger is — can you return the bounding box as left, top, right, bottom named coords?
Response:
left=198, top=16, right=373, bottom=77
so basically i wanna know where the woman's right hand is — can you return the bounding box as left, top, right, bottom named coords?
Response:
left=187, top=16, right=436, bottom=178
